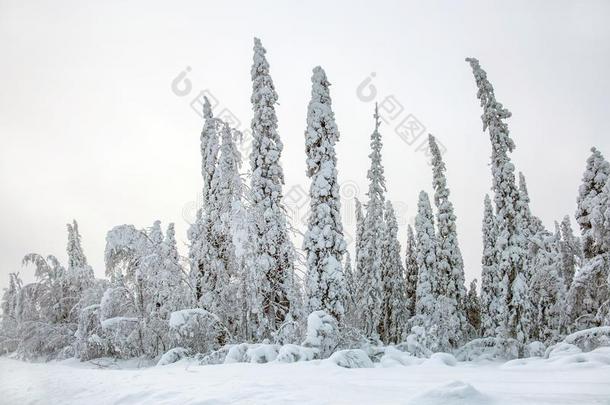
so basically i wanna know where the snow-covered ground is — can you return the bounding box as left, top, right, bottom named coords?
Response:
left=1, top=347, right=610, bottom=405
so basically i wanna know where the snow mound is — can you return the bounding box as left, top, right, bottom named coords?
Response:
left=503, top=345, right=610, bottom=369
left=169, top=308, right=214, bottom=328
left=327, top=349, right=373, bottom=368
left=276, top=344, right=316, bottom=363
left=424, top=352, right=457, bottom=367
left=224, top=343, right=280, bottom=364
left=563, top=326, right=610, bottom=352
left=525, top=341, right=546, bottom=357
left=198, top=346, right=231, bottom=365
left=157, top=347, right=190, bottom=366
left=380, top=346, right=424, bottom=367
left=454, top=337, right=519, bottom=361
left=544, top=342, right=582, bottom=359
left=408, top=381, right=490, bottom=405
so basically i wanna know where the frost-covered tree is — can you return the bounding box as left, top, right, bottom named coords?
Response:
left=356, top=105, right=386, bottom=338
left=201, top=96, right=220, bottom=206
left=404, top=224, right=418, bottom=319
left=465, top=279, right=481, bottom=338
left=566, top=149, right=610, bottom=330
left=103, top=221, right=189, bottom=357
left=18, top=254, right=75, bottom=359
left=517, top=172, right=544, bottom=239
left=378, top=201, right=408, bottom=344
left=250, top=38, right=300, bottom=337
left=519, top=173, right=548, bottom=287
left=428, top=134, right=468, bottom=347
left=558, top=215, right=582, bottom=290
left=413, top=191, right=441, bottom=349
left=206, top=122, right=247, bottom=334
left=576, top=147, right=610, bottom=259
left=466, top=58, right=530, bottom=347
left=65, top=221, right=96, bottom=317
left=342, top=251, right=356, bottom=326
left=588, top=174, right=610, bottom=324
left=528, top=229, right=566, bottom=343
left=0, top=273, right=22, bottom=353
left=480, top=194, right=500, bottom=337
left=303, top=66, right=346, bottom=321
left=189, top=96, right=220, bottom=302
left=352, top=198, right=366, bottom=316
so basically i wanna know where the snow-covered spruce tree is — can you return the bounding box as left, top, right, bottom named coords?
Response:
left=404, top=224, right=418, bottom=320
left=65, top=221, right=96, bottom=314
left=428, top=134, right=468, bottom=347
left=352, top=197, right=366, bottom=324
left=162, top=223, right=191, bottom=312
left=518, top=173, right=548, bottom=286
left=303, top=66, right=347, bottom=322
left=342, top=251, right=356, bottom=326
left=588, top=175, right=610, bottom=324
left=566, top=149, right=610, bottom=330
left=206, top=122, right=247, bottom=335
left=465, top=279, right=482, bottom=338
left=517, top=172, right=545, bottom=239
left=189, top=96, right=220, bottom=303
left=480, top=194, right=500, bottom=337
left=201, top=96, right=220, bottom=206
left=576, top=147, right=610, bottom=259
left=466, top=58, right=530, bottom=348
left=527, top=228, right=566, bottom=344
left=413, top=191, right=441, bottom=350
left=356, top=105, right=386, bottom=339
left=250, top=38, right=300, bottom=338
left=378, top=201, right=408, bottom=344
left=558, top=215, right=582, bottom=290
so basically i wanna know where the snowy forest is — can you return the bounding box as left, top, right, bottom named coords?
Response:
left=1, top=38, right=609, bottom=366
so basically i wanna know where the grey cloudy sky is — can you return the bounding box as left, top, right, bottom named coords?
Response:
left=1, top=0, right=609, bottom=291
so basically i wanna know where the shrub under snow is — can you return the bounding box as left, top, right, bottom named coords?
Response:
left=276, top=344, right=317, bottom=363
left=169, top=309, right=227, bottom=355
left=302, top=311, right=338, bottom=359
left=327, top=349, right=374, bottom=368
left=157, top=347, right=190, bottom=366
left=454, top=337, right=520, bottom=361
left=224, top=343, right=280, bottom=364
left=562, top=326, right=610, bottom=352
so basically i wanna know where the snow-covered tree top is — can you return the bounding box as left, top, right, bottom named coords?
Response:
left=465, top=58, right=514, bottom=153
left=67, top=220, right=88, bottom=270
left=366, top=103, right=386, bottom=203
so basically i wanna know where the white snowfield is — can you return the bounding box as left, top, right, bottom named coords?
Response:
left=1, top=347, right=610, bottom=405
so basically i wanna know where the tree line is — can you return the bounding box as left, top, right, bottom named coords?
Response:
left=1, top=39, right=608, bottom=361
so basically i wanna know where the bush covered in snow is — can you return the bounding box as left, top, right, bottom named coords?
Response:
left=169, top=309, right=227, bottom=355
left=74, top=304, right=110, bottom=361
left=525, top=341, right=546, bottom=358
left=224, top=343, right=280, bottom=364
left=454, top=337, right=521, bottom=361
left=403, top=326, right=434, bottom=358
left=327, top=349, right=374, bottom=368
left=301, top=311, right=338, bottom=359
left=276, top=344, right=317, bottom=363
left=157, top=347, right=190, bottom=366
left=562, top=326, right=610, bottom=352
left=101, top=317, right=140, bottom=358
left=380, top=346, right=424, bottom=367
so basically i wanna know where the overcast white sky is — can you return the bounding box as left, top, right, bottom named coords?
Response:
left=1, top=0, right=609, bottom=292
